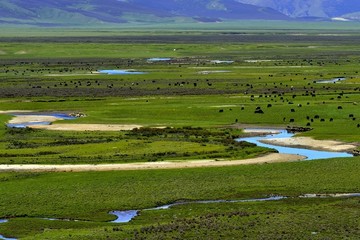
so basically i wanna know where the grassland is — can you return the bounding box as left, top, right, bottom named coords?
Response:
left=0, top=158, right=360, bottom=239
left=0, top=27, right=359, bottom=239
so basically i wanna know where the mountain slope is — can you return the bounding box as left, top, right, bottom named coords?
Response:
left=236, top=0, right=360, bottom=20
left=0, top=0, right=289, bottom=26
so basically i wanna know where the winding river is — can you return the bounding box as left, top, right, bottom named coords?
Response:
left=0, top=115, right=357, bottom=239
left=237, top=129, right=353, bottom=160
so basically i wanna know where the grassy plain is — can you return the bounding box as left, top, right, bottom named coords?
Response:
left=0, top=25, right=359, bottom=239
left=0, top=157, right=359, bottom=239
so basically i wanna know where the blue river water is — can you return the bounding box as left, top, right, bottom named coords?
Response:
left=237, top=129, right=353, bottom=160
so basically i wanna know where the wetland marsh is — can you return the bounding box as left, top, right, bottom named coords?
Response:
left=0, top=26, right=359, bottom=239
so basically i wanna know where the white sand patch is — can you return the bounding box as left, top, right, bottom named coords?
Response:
left=0, top=110, right=33, bottom=114
left=244, top=60, right=276, bottom=63
left=261, top=137, right=357, bottom=152
left=8, top=115, right=62, bottom=124
left=243, top=129, right=281, bottom=134
left=14, top=50, right=27, bottom=55
left=2, top=111, right=144, bottom=132
left=234, top=66, right=310, bottom=69
left=0, top=153, right=305, bottom=172
left=211, top=105, right=237, bottom=108
left=198, top=70, right=231, bottom=74
left=30, top=124, right=143, bottom=131
left=45, top=73, right=96, bottom=77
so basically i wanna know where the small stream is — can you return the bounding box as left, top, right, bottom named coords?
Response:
left=109, top=196, right=286, bottom=223
left=0, top=193, right=359, bottom=239
left=110, top=196, right=285, bottom=223
left=109, top=193, right=360, bottom=224
left=237, top=129, right=353, bottom=160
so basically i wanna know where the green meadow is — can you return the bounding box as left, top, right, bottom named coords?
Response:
left=0, top=157, right=359, bottom=239
left=0, top=26, right=359, bottom=239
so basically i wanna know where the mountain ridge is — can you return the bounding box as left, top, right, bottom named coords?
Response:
left=0, top=0, right=289, bottom=26
left=236, top=0, right=360, bottom=20
left=1, top=0, right=359, bottom=27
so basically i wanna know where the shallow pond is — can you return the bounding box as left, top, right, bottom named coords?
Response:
left=98, top=70, right=146, bottom=75
left=237, top=129, right=353, bottom=160
left=6, top=113, right=76, bottom=129
left=210, top=60, right=234, bottom=64
left=147, top=58, right=171, bottom=62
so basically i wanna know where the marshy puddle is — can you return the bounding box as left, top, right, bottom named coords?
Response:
left=109, top=210, right=139, bottom=223
left=210, top=60, right=234, bottom=64
left=98, top=70, right=146, bottom=75
left=198, top=70, right=231, bottom=74
left=147, top=58, right=171, bottom=62
left=237, top=129, right=353, bottom=160
left=316, top=77, right=346, bottom=83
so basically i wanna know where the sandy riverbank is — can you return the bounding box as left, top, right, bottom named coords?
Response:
left=0, top=153, right=304, bottom=172
left=3, top=111, right=143, bottom=131
left=242, top=128, right=358, bottom=152
left=30, top=123, right=143, bottom=131
left=261, top=137, right=357, bottom=152
left=8, top=115, right=61, bottom=124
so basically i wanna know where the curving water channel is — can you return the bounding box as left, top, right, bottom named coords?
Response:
left=0, top=192, right=359, bottom=240
left=109, top=193, right=360, bottom=223
left=110, top=196, right=285, bottom=223
left=237, top=129, right=353, bottom=160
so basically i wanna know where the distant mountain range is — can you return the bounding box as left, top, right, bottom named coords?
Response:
left=0, top=0, right=359, bottom=27
left=236, top=0, right=360, bottom=21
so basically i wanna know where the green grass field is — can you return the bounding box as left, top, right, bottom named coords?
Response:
left=0, top=157, right=359, bottom=239
left=0, top=26, right=359, bottom=239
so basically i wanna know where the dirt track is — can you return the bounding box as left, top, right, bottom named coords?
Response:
left=0, top=153, right=305, bottom=172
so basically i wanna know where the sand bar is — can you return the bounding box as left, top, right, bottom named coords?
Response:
left=30, top=124, right=143, bottom=131
left=261, top=137, right=357, bottom=152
